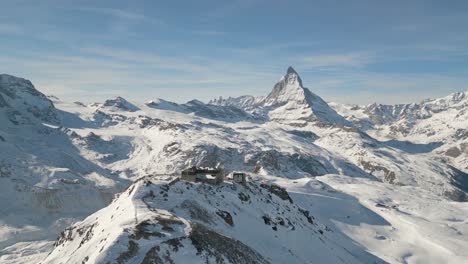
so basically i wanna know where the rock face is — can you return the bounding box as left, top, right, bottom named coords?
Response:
left=102, top=96, right=140, bottom=112
left=1, top=70, right=467, bottom=263
left=41, top=177, right=383, bottom=264
left=260, top=67, right=349, bottom=126
left=334, top=91, right=468, bottom=132
left=331, top=90, right=468, bottom=174
left=146, top=98, right=255, bottom=121
left=210, top=67, right=349, bottom=126
left=209, top=95, right=263, bottom=111
left=0, top=74, right=57, bottom=124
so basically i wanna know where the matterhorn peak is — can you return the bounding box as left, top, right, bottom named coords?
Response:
left=287, top=66, right=297, bottom=74
left=283, top=66, right=303, bottom=87
left=263, top=67, right=306, bottom=107
left=259, top=67, right=350, bottom=126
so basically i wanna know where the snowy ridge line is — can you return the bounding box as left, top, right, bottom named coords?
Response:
left=0, top=69, right=467, bottom=263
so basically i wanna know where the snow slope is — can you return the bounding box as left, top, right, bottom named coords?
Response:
left=42, top=177, right=385, bottom=264
left=0, top=76, right=129, bottom=255
left=0, top=69, right=467, bottom=263
left=330, top=91, right=468, bottom=172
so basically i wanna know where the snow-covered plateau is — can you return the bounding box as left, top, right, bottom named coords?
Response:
left=0, top=68, right=467, bottom=264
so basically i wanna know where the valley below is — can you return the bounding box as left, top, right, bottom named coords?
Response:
left=0, top=68, right=467, bottom=264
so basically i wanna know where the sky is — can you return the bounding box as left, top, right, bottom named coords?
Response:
left=1, top=0, right=468, bottom=105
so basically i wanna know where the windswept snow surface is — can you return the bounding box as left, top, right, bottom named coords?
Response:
left=1, top=69, right=467, bottom=263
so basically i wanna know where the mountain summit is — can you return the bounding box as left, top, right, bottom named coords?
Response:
left=263, top=66, right=304, bottom=106
left=260, top=67, right=349, bottom=126
left=210, top=67, right=349, bottom=126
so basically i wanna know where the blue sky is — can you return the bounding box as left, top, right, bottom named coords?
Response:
left=1, top=0, right=468, bottom=104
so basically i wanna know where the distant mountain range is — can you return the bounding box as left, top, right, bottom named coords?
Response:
left=0, top=69, right=467, bottom=263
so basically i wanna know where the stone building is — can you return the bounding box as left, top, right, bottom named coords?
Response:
left=181, top=166, right=224, bottom=184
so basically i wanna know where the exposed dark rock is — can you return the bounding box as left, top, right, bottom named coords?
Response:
left=262, top=215, right=271, bottom=225
left=115, top=240, right=139, bottom=264
left=181, top=200, right=214, bottom=223
left=137, top=115, right=185, bottom=131
left=189, top=223, right=269, bottom=264
left=454, top=129, right=468, bottom=140
left=0, top=162, right=12, bottom=177
left=0, top=93, right=8, bottom=108
left=298, top=208, right=315, bottom=225
left=141, top=246, right=164, bottom=264
left=446, top=147, right=462, bottom=158
left=216, top=210, right=234, bottom=226
left=288, top=130, right=319, bottom=140
left=260, top=183, right=293, bottom=203
left=238, top=192, right=250, bottom=202
left=360, top=161, right=396, bottom=184
left=446, top=166, right=468, bottom=202
left=103, top=97, right=140, bottom=112
left=55, top=227, right=75, bottom=246
left=77, top=224, right=96, bottom=249
left=163, top=237, right=184, bottom=252
left=130, top=220, right=165, bottom=240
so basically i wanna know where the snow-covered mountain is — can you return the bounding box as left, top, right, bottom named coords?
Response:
left=0, top=75, right=128, bottom=256
left=1, top=69, right=467, bottom=263
left=145, top=98, right=254, bottom=121
left=210, top=67, right=349, bottom=126
left=330, top=91, right=468, bottom=172
left=0, top=74, right=56, bottom=124
left=41, top=177, right=384, bottom=264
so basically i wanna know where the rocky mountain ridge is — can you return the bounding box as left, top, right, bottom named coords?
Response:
left=0, top=69, right=467, bottom=263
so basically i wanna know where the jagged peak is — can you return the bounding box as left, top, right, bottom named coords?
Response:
left=0, top=74, right=43, bottom=98
left=282, top=66, right=303, bottom=87
left=102, top=96, right=139, bottom=112
left=263, top=67, right=307, bottom=106
left=287, top=66, right=298, bottom=75
left=0, top=73, right=57, bottom=122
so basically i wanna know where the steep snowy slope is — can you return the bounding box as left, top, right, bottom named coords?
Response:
left=0, top=75, right=129, bottom=252
left=42, top=176, right=384, bottom=264
left=0, top=74, right=56, bottom=124
left=1, top=70, right=467, bottom=263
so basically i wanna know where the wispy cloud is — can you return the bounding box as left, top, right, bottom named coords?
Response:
left=0, top=47, right=278, bottom=103
left=80, top=47, right=210, bottom=73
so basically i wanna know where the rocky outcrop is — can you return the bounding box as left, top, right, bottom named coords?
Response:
left=0, top=74, right=57, bottom=124
left=42, top=177, right=374, bottom=264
